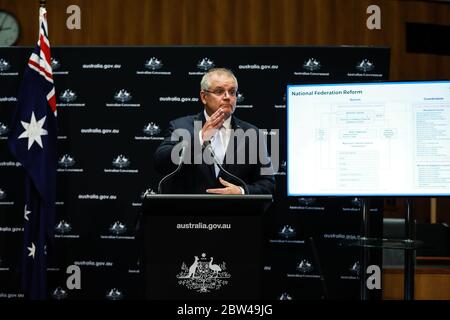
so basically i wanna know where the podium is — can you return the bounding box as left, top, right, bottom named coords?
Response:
left=140, top=194, right=272, bottom=300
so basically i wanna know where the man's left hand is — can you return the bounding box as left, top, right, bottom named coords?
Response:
left=206, top=177, right=242, bottom=194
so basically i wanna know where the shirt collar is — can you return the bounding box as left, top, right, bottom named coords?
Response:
left=204, top=110, right=232, bottom=129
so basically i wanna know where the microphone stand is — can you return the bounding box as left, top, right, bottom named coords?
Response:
left=204, top=140, right=249, bottom=194
left=157, top=145, right=186, bottom=194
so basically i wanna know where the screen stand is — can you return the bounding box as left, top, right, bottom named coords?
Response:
left=404, top=198, right=416, bottom=300
left=308, top=237, right=329, bottom=299
left=344, top=197, right=420, bottom=300
left=359, top=197, right=371, bottom=300
left=357, top=197, right=417, bottom=300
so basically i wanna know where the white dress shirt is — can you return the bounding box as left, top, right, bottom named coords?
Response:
left=199, top=110, right=244, bottom=194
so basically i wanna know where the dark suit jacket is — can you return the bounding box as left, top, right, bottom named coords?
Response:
left=154, top=112, right=275, bottom=194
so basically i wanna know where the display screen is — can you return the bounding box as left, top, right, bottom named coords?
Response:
left=287, top=81, right=450, bottom=196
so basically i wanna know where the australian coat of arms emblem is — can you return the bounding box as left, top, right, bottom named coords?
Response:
left=177, top=252, right=231, bottom=293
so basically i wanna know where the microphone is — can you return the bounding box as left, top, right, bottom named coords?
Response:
left=157, top=142, right=187, bottom=194
left=203, top=140, right=249, bottom=194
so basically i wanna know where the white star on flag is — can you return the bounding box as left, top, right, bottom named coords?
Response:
left=27, top=242, right=36, bottom=259
left=18, top=111, right=48, bottom=150
left=24, top=205, right=31, bottom=221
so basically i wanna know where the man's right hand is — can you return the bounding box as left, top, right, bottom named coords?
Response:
left=202, top=108, right=225, bottom=142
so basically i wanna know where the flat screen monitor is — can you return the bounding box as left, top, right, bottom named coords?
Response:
left=287, top=81, right=450, bottom=196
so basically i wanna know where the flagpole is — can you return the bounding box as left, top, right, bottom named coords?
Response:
left=9, top=0, right=56, bottom=299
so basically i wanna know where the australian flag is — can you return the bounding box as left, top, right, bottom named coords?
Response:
left=8, top=7, right=57, bottom=300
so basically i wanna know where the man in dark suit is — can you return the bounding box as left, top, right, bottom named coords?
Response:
left=154, top=68, right=274, bottom=194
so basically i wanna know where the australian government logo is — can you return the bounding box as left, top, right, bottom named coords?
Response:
left=0, top=58, right=11, bottom=71
left=341, top=261, right=360, bottom=280
left=269, top=225, right=304, bottom=244
left=134, top=122, right=164, bottom=141
left=112, top=155, right=130, bottom=168
left=104, top=154, right=138, bottom=173
left=279, top=225, right=295, bottom=238
left=132, top=188, right=156, bottom=207
left=235, top=91, right=253, bottom=109
left=0, top=58, right=18, bottom=76
left=100, top=221, right=134, bottom=240
left=136, top=57, right=171, bottom=75
left=189, top=57, right=215, bottom=75
left=0, top=122, right=10, bottom=140
left=177, top=253, right=231, bottom=293
left=279, top=292, right=293, bottom=300
left=294, top=58, right=329, bottom=76
left=109, top=221, right=127, bottom=235
left=105, top=288, right=123, bottom=300
left=57, top=154, right=84, bottom=172
left=348, top=59, right=382, bottom=77
left=54, top=220, right=80, bottom=239
left=51, top=57, right=61, bottom=71
left=59, top=88, right=77, bottom=102
left=114, top=89, right=132, bottom=102
left=287, top=259, right=320, bottom=279
left=106, top=89, right=140, bottom=107
left=51, top=287, right=68, bottom=300
left=51, top=57, right=69, bottom=75
left=58, top=154, right=75, bottom=168
left=57, top=89, right=86, bottom=107
left=55, top=220, right=72, bottom=234
left=0, top=188, right=14, bottom=205
left=1, top=187, right=8, bottom=199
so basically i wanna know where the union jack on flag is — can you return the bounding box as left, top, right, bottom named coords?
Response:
left=8, top=6, right=57, bottom=300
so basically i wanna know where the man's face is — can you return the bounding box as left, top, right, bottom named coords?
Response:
left=200, top=73, right=237, bottom=119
